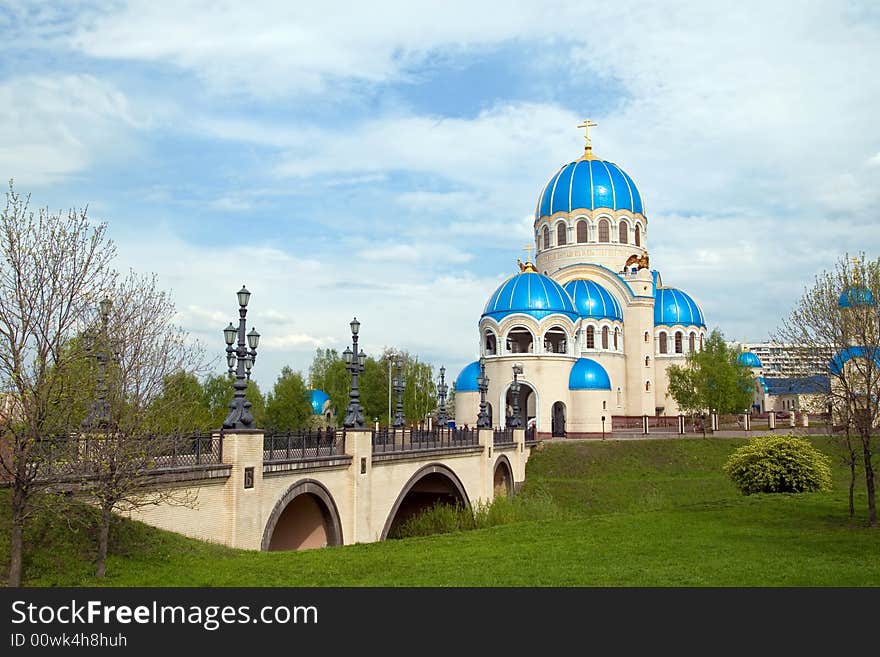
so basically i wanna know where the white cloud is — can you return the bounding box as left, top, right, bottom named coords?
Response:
left=0, top=74, right=142, bottom=185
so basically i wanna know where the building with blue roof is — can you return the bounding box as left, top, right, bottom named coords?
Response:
left=455, top=124, right=709, bottom=437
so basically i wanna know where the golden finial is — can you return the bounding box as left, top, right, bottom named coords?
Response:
left=852, top=255, right=861, bottom=284
left=577, top=118, right=598, bottom=160
left=523, top=243, right=534, bottom=263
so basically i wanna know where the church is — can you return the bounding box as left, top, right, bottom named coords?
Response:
left=454, top=122, right=708, bottom=438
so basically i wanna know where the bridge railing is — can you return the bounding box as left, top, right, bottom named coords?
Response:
left=263, top=429, right=342, bottom=462
left=493, top=427, right=514, bottom=445
left=371, top=426, right=478, bottom=454
left=31, top=432, right=224, bottom=480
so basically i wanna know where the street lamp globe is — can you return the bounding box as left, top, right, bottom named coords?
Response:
left=237, top=285, right=251, bottom=308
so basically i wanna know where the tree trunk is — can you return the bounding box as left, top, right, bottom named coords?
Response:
left=849, top=462, right=856, bottom=518
left=8, top=486, right=26, bottom=587
left=863, top=441, right=876, bottom=527
left=96, top=503, right=113, bottom=578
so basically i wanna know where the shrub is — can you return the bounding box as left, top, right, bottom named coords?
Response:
left=723, top=435, right=832, bottom=495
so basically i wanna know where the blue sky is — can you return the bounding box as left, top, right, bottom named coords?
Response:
left=2, top=1, right=880, bottom=391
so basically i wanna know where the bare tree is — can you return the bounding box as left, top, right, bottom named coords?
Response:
left=775, top=253, right=878, bottom=526
left=76, top=271, right=207, bottom=578
left=0, top=181, right=115, bottom=586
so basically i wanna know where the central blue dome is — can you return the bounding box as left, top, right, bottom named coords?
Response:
left=654, top=287, right=705, bottom=327
left=563, top=279, right=623, bottom=321
left=839, top=285, right=875, bottom=307
left=483, top=271, right=579, bottom=322
left=536, top=157, right=643, bottom=220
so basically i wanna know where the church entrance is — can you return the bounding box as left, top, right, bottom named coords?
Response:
left=505, top=382, right=535, bottom=429
left=551, top=401, right=566, bottom=437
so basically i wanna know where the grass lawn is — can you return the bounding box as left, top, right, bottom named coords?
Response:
left=1, top=435, right=878, bottom=586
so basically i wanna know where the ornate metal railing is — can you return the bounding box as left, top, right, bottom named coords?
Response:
left=611, top=415, right=643, bottom=431
left=371, top=427, right=478, bottom=454
left=263, top=429, right=343, bottom=462
left=493, top=427, right=514, bottom=445
left=647, top=415, right=678, bottom=429
left=33, top=432, right=224, bottom=479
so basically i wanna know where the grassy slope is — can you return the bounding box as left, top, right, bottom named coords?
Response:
left=1, top=436, right=878, bottom=586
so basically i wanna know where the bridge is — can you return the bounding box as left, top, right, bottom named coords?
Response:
left=124, top=426, right=536, bottom=551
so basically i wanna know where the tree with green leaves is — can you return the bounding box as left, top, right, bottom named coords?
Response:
left=264, top=366, right=311, bottom=431
left=200, top=373, right=265, bottom=430
left=666, top=328, right=754, bottom=416
left=0, top=182, right=116, bottom=587
left=145, top=370, right=211, bottom=434
left=775, top=252, right=880, bottom=526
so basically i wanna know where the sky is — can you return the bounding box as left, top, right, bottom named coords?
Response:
left=2, top=1, right=880, bottom=392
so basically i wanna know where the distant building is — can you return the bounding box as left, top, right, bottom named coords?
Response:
left=736, top=349, right=830, bottom=414
left=731, top=342, right=834, bottom=377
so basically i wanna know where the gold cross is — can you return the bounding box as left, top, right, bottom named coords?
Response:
left=523, top=243, right=534, bottom=263
left=577, top=118, right=598, bottom=148
left=852, top=255, right=861, bottom=283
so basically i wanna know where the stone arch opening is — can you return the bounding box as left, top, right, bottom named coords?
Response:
left=493, top=456, right=514, bottom=498
left=506, top=326, right=534, bottom=354
left=261, top=479, right=343, bottom=551
left=382, top=464, right=470, bottom=540
left=552, top=401, right=566, bottom=437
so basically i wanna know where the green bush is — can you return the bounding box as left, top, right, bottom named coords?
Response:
left=723, top=435, right=832, bottom=495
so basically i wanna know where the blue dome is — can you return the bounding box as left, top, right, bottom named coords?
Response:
left=309, top=389, right=330, bottom=415
left=455, top=361, right=481, bottom=392
left=654, top=287, right=705, bottom=327
left=829, top=346, right=880, bottom=375
left=569, top=358, right=612, bottom=390
left=737, top=351, right=762, bottom=368
left=536, top=158, right=643, bottom=220
left=563, top=279, right=623, bottom=321
left=483, top=271, right=579, bottom=322
left=839, top=286, right=875, bottom=307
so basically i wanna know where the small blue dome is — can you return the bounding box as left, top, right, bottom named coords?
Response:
left=839, top=286, right=875, bottom=307
left=455, top=361, right=481, bottom=392
left=483, top=271, right=579, bottom=322
left=309, top=389, right=330, bottom=415
left=563, top=279, right=622, bottom=321
left=737, top=351, right=762, bottom=368
left=568, top=357, right=612, bottom=390
left=654, top=287, right=705, bottom=327
left=536, top=157, right=644, bottom=220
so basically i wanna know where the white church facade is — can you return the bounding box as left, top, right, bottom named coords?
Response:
left=454, top=124, right=708, bottom=438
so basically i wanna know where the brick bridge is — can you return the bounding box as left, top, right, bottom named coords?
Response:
left=128, top=427, right=536, bottom=551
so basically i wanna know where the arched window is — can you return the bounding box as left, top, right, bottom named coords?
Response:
left=543, top=226, right=550, bottom=249
left=602, top=326, right=609, bottom=349
left=675, top=332, right=683, bottom=354
left=645, top=356, right=650, bottom=367
left=598, top=219, right=610, bottom=243
left=586, top=326, right=595, bottom=349
left=634, top=224, right=641, bottom=247
left=602, top=400, right=607, bottom=410
left=616, top=387, right=622, bottom=407
left=619, top=221, right=628, bottom=244
left=644, top=331, right=650, bottom=343
left=659, top=333, right=668, bottom=354
left=576, top=220, right=588, bottom=243
left=484, top=331, right=497, bottom=355
left=689, top=332, right=696, bottom=353
left=614, top=327, right=619, bottom=350
left=557, top=223, right=567, bottom=246
left=645, top=381, right=651, bottom=392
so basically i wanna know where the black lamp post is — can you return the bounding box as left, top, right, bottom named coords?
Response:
left=508, top=364, right=523, bottom=428
left=343, top=317, right=366, bottom=429
left=393, top=358, right=405, bottom=429
left=83, top=297, right=113, bottom=430
left=476, top=356, right=490, bottom=428
left=223, top=285, right=260, bottom=430
left=437, top=366, right=448, bottom=427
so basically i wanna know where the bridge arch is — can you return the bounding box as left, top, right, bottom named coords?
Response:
left=380, top=463, right=471, bottom=540
left=261, top=479, right=343, bottom=551
left=493, top=455, right=514, bottom=497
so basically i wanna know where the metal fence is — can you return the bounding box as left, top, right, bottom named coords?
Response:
left=34, top=432, right=223, bottom=479
left=493, top=427, right=514, bottom=445
left=263, top=429, right=343, bottom=462
left=611, top=415, right=643, bottom=432
left=525, top=425, right=538, bottom=444
left=371, top=427, right=478, bottom=454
